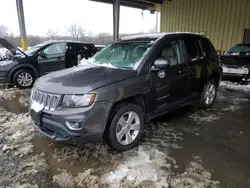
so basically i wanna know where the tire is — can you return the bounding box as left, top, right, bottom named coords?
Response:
left=107, top=103, right=144, bottom=152
left=199, top=80, right=217, bottom=109
left=13, top=69, right=35, bottom=89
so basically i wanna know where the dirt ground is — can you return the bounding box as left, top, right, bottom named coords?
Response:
left=0, top=82, right=250, bottom=188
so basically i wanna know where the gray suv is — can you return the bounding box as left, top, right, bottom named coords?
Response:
left=30, top=33, right=222, bottom=151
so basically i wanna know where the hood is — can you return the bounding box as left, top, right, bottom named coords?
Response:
left=35, top=65, right=137, bottom=94
left=219, top=54, right=250, bottom=66
left=0, top=37, right=27, bottom=58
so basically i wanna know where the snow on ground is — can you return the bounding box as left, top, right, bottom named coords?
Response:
left=188, top=110, right=220, bottom=124
left=0, top=88, right=220, bottom=188
left=0, top=89, right=47, bottom=187
left=170, top=157, right=220, bottom=188
left=222, top=105, right=241, bottom=112
left=220, top=81, right=250, bottom=94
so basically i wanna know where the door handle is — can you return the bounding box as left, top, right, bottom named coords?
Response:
left=178, top=69, right=187, bottom=74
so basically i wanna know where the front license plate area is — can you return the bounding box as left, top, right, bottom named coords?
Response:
left=31, top=110, right=41, bottom=125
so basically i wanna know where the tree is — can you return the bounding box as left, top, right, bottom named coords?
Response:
left=67, top=24, right=84, bottom=41
left=0, top=25, right=8, bottom=38
left=46, top=30, right=58, bottom=40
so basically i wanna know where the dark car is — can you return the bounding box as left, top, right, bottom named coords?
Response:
left=30, top=33, right=221, bottom=151
left=0, top=38, right=98, bottom=88
left=220, top=43, right=250, bottom=82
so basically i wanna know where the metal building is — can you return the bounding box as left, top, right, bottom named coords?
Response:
left=160, top=0, right=250, bottom=53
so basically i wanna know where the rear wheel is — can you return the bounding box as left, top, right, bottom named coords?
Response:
left=199, top=80, right=217, bottom=109
left=107, top=103, right=144, bottom=152
left=13, top=69, right=35, bottom=89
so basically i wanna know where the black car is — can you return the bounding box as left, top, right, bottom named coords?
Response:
left=0, top=38, right=98, bottom=88
left=95, top=45, right=106, bottom=51
left=30, top=33, right=222, bottom=151
left=220, top=43, right=250, bottom=82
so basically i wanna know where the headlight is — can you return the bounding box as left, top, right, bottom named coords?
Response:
left=62, top=94, right=96, bottom=108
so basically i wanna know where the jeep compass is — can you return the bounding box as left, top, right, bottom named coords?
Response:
left=30, top=33, right=222, bottom=151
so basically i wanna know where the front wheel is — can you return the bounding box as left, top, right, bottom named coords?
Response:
left=107, top=103, right=144, bottom=152
left=199, top=80, right=217, bottom=109
left=13, top=69, right=35, bottom=89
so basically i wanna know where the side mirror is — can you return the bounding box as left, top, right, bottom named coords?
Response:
left=38, top=51, right=47, bottom=58
left=153, top=57, right=170, bottom=69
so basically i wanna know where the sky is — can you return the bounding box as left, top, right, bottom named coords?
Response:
left=0, top=0, right=160, bottom=36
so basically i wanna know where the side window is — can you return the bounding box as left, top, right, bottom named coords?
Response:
left=184, top=38, right=201, bottom=60
left=43, top=43, right=66, bottom=55
left=161, top=41, right=182, bottom=66
left=201, top=38, right=217, bottom=60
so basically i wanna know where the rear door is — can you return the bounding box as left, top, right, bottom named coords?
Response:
left=183, top=37, right=209, bottom=94
left=151, top=38, right=189, bottom=108
left=38, top=42, right=66, bottom=75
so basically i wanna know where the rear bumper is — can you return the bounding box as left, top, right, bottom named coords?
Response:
left=30, top=101, right=113, bottom=144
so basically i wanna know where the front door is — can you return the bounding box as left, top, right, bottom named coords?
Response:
left=38, top=42, right=66, bottom=75
left=151, top=39, right=189, bottom=108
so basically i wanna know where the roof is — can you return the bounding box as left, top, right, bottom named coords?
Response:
left=89, top=0, right=163, bottom=10
left=41, top=40, right=94, bottom=45
left=120, top=32, right=204, bottom=41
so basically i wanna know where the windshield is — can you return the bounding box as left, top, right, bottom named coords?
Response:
left=25, top=44, right=45, bottom=56
left=226, top=44, right=250, bottom=55
left=85, top=42, right=151, bottom=69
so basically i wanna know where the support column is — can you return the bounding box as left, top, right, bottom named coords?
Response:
left=113, top=0, right=120, bottom=41
left=16, top=0, right=28, bottom=51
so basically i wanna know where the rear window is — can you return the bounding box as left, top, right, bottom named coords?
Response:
left=201, top=38, right=217, bottom=61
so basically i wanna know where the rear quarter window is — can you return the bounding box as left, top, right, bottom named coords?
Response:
left=201, top=38, right=217, bottom=61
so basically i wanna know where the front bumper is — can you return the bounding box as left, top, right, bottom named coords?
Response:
left=0, top=71, right=10, bottom=84
left=30, top=101, right=112, bottom=144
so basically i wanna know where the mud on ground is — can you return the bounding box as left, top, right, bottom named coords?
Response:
left=1, top=82, right=250, bottom=188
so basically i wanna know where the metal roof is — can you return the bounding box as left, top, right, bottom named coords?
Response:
left=90, top=0, right=163, bottom=10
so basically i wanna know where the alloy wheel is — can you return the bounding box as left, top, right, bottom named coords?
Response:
left=204, top=84, right=216, bottom=105
left=17, top=72, right=33, bottom=87
left=116, top=111, right=140, bottom=145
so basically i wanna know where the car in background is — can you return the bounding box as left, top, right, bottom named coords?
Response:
left=220, top=43, right=250, bottom=82
left=30, top=33, right=221, bottom=151
left=0, top=38, right=98, bottom=88
left=95, top=44, right=106, bottom=51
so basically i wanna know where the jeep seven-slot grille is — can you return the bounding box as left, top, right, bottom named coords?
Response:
left=31, top=89, right=61, bottom=111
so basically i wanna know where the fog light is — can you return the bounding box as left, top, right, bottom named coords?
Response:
left=65, top=121, right=83, bottom=130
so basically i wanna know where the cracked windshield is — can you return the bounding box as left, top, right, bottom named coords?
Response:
left=1, top=0, right=250, bottom=188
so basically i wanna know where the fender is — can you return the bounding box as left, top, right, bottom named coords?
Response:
left=8, top=64, right=39, bottom=82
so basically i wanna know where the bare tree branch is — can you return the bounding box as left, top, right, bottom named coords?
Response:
left=0, top=25, right=8, bottom=38
left=67, top=24, right=84, bottom=41
left=46, top=30, right=58, bottom=40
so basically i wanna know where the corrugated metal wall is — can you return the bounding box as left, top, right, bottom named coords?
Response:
left=160, top=0, right=250, bottom=52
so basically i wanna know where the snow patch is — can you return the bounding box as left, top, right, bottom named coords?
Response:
left=222, top=105, right=241, bottom=112
left=10, top=183, right=39, bottom=188
left=220, top=81, right=250, bottom=94
left=171, top=159, right=220, bottom=188
left=102, top=146, right=170, bottom=188
left=188, top=111, right=220, bottom=124
left=53, top=169, right=107, bottom=188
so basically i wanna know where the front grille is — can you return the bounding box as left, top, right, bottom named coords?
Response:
left=31, top=89, right=61, bottom=111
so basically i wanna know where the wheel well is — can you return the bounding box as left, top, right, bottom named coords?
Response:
left=103, top=95, right=146, bottom=141
left=209, top=72, right=220, bottom=86
left=11, top=67, right=37, bottom=82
